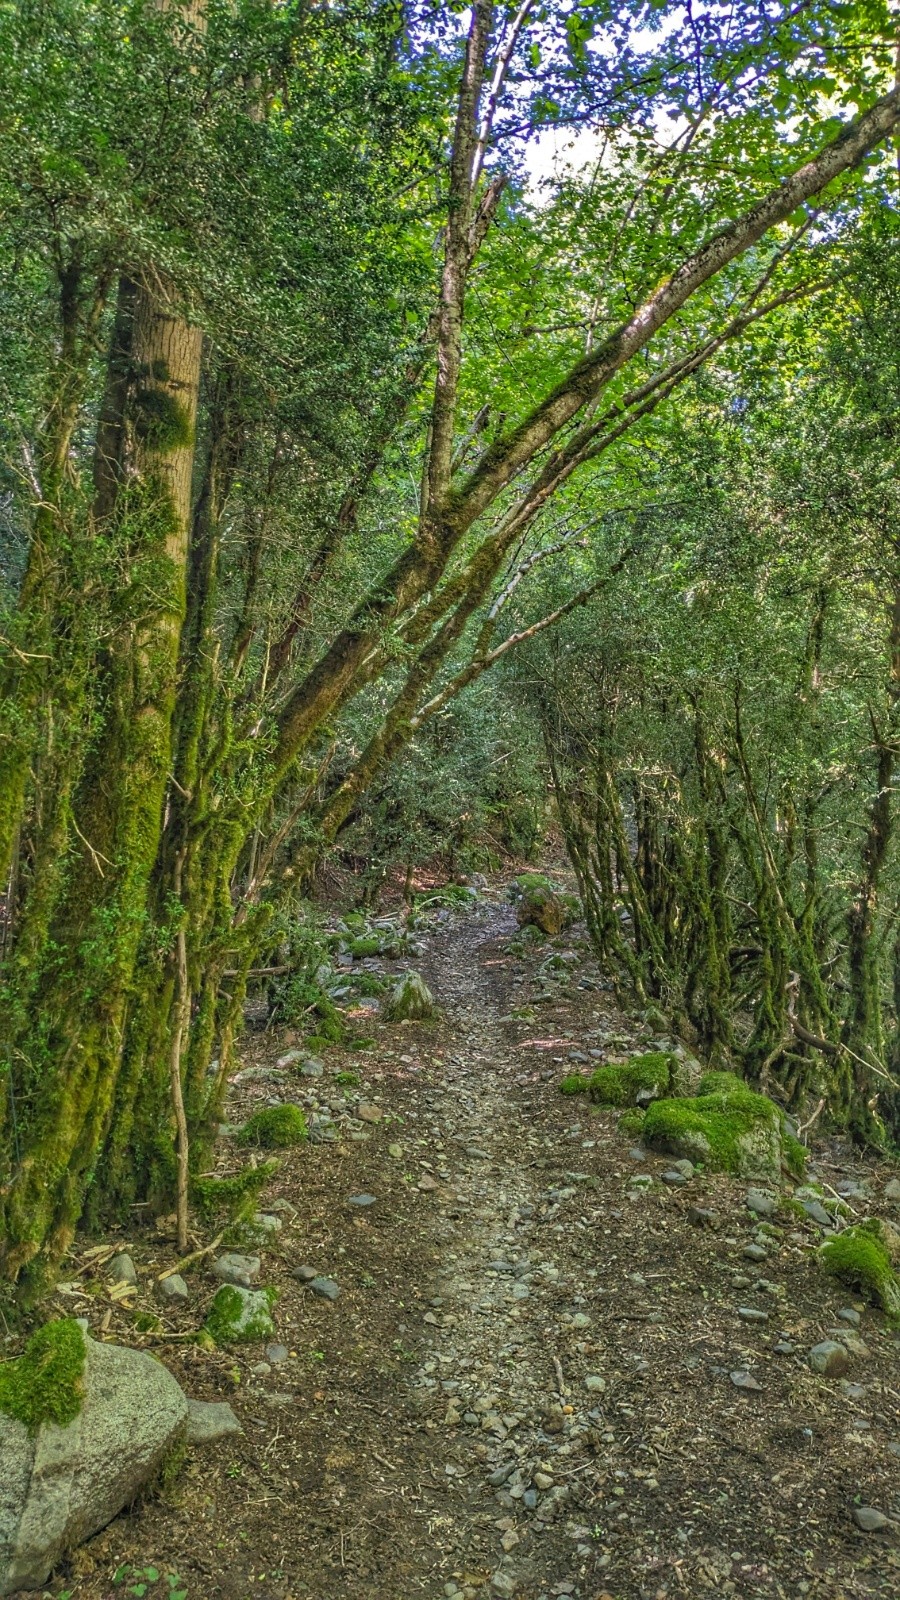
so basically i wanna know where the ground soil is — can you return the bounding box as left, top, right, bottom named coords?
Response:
left=33, top=883, right=900, bottom=1600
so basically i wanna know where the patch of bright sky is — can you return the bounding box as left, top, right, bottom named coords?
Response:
left=522, top=10, right=683, bottom=192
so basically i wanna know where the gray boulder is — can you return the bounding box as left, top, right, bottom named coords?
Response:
left=0, top=1328, right=187, bottom=1595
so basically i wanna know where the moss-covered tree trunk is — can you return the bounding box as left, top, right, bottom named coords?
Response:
left=0, top=281, right=202, bottom=1295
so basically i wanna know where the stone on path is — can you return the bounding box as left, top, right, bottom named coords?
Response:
left=156, top=1272, right=189, bottom=1302
left=853, top=1507, right=894, bottom=1532
left=746, top=1188, right=777, bottom=1218
left=185, top=1398, right=242, bottom=1445
left=109, top=1252, right=137, bottom=1286
left=809, top=1340, right=850, bottom=1378
left=212, top=1252, right=261, bottom=1289
left=308, top=1277, right=340, bottom=1301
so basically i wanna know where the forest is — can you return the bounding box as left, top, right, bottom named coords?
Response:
left=3, top=3, right=900, bottom=1597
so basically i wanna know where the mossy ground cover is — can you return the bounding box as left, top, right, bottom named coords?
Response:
left=820, top=1223, right=900, bottom=1316
left=237, top=1104, right=307, bottom=1149
left=0, top=1316, right=85, bottom=1430
left=560, top=1051, right=676, bottom=1106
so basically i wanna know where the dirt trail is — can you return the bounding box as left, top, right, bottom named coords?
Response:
left=55, top=889, right=900, bottom=1600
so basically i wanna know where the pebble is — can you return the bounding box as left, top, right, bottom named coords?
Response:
left=662, top=1170, right=689, bottom=1187
left=308, top=1276, right=340, bottom=1301
left=809, top=1340, right=850, bottom=1378
left=292, top=1265, right=318, bottom=1283
left=388, top=1143, right=404, bottom=1158
left=885, top=1179, right=900, bottom=1202
left=348, top=1193, right=378, bottom=1207
left=853, top=1507, right=894, bottom=1532
left=773, top=1341, right=795, bottom=1355
left=185, top=1399, right=243, bottom=1444
left=737, top=1307, right=768, bottom=1323
left=109, top=1252, right=137, bottom=1286
left=746, top=1188, right=777, bottom=1218
left=300, top=1060, right=325, bottom=1078
left=688, top=1206, right=720, bottom=1228
left=357, top=1102, right=383, bottom=1123
left=730, top=1370, right=762, bottom=1391
left=213, top=1252, right=261, bottom=1289
left=584, top=1374, right=607, bottom=1393
left=488, top=1462, right=516, bottom=1487
left=266, top=1343, right=289, bottom=1364
left=742, top=1243, right=769, bottom=1262
left=802, top=1199, right=833, bottom=1228
left=491, top=1573, right=517, bottom=1597
left=838, top=1307, right=861, bottom=1326
left=156, top=1273, right=189, bottom=1301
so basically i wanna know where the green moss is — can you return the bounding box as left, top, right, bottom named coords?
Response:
left=334, top=1070, right=359, bottom=1086
left=697, top=1070, right=747, bottom=1096
left=819, top=1224, right=900, bottom=1316
left=0, top=1318, right=85, bottom=1431
left=205, top=1284, right=278, bottom=1345
left=642, top=1083, right=798, bottom=1181
left=589, top=1052, right=675, bottom=1106
left=191, top=1160, right=277, bottom=1223
left=782, top=1132, right=808, bottom=1180
left=133, top=386, right=195, bottom=452
left=237, top=1104, right=307, bottom=1149
left=618, top=1108, right=647, bottom=1138
left=560, top=1072, right=591, bottom=1096
left=348, top=935, right=383, bottom=958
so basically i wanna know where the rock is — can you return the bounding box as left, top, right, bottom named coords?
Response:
left=108, top=1252, right=137, bottom=1287
left=853, top=1506, right=894, bottom=1532
left=742, top=1243, right=769, bottom=1262
left=672, top=1158, right=695, bottom=1177
left=382, top=972, right=436, bottom=1022
left=802, top=1200, right=833, bottom=1229
left=349, top=1193, right=378, bottom=1207
left=156, top=1273, right=189, bottom=1302
left=308, top=1277, right=340, bottom=1301
left=809, top=1340, right=850, bottom=1378
left=737, top=1307, right=768, bottom=1323
left=205, top=1285, right=277, bottom=1344
left=388, top=1142, right=404, bottom=1158
left=584, top=1375, right=606, bottom=1393
left=185, top=1399, right=242, bottom=1445
left=516, top=882, right=565, bottom=936
left=885, top=1179, right=900, bottom=1203
left=773, top=1341, right=795, bottom=1355
left=662, top=1170, right=689, bottom=1187
left=835, top=1331, right=870, bottom=1359
left=300, top=1059, right=325, bottom=1078
left=491, top=1572, right=518, bottom=1598
left=292, top=1265, right=318, bottom=1283
left=838, top=1307, right=861, bottom=1326
left=730, top=1370, right=762, bottom=1391
left=419, top=1174, right=440, bottom=1192
left=840, top=1380, right=867, bottom=1401
left=746, top=1189, right=777, bottom=1218
left=688, top=1206, right=720, bottom=1228
left=0, top=1328, right=187, bottom=1596
left=212, top=1253, right=261, bottom=1289
left=357, top=1103, right=383, bottom=1123
left=249, top=1213, right=282, bottom=1241
left=265, top=1344, right=289, bottom=1365
left=488, top=1462, right=516, bottom=1487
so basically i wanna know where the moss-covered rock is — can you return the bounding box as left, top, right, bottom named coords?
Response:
left=382, top=971, right=436, bottom=1021
left=696, top=1069, right=747, bottom=1096
left=560, top=1051, right=686, bottom=1108
left=205, top=1285, right=278, bottom=1345
left=642, top=1082, right=804, bottom=1182
left=348, top=934, right=383, bottom=958
left=516, top=882, right=565, bottom=935
left=237, top=1104, right=307, bottom=1149
left=618, top=1108, right=647, bottom=1138
left=819, top=1223, right=900, bottom=1316
left=0, top=1318, right=85, bottom=1431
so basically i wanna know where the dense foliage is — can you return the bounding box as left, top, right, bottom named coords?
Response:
left=2, top=0, right=900, bottom=1296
